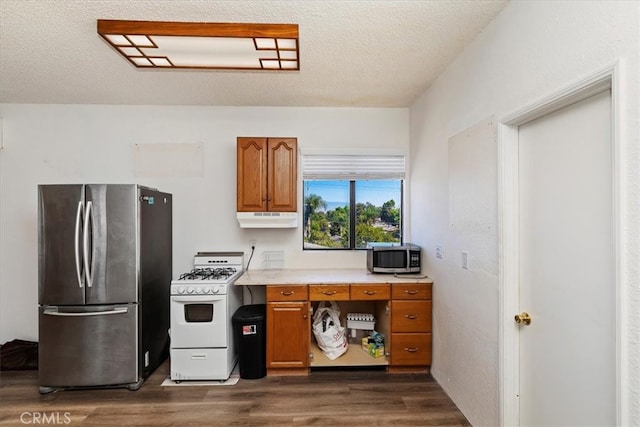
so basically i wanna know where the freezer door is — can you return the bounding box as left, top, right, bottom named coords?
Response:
left=85, top=184, right=138, bottom=304
left=38, top=304, right=138, bottom=388
left=38, top=185, right=86, bottom=306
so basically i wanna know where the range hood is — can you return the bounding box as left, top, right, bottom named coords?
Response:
left=237, top=212, right=298, bottom=228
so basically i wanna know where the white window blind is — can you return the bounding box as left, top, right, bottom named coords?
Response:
left=302, top=154, right=405, bottom=180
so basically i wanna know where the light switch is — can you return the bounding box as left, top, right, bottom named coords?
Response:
left=436, top=245, right=443, bottom=259
left=461, top=251, right=469, bottom=269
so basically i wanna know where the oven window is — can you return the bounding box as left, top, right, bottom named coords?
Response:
left=184, top=304, right=213, bottom=323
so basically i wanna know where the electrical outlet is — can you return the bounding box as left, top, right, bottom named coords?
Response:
left=249, top=239, right=256, bottom=248
left=461, top=251, right=469, bottom=269
left=436, top=245, right=443, bottom=259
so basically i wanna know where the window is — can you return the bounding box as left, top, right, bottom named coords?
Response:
left=302, top=154, right=405, bottom=250
left=303, top=180, right=402, bottom=249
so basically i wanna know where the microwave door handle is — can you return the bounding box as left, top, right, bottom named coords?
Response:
left=74, top=201, right=84, bottom=288
left=83, top=201, right=93, bottom=288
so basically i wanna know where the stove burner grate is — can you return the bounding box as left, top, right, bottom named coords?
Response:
left=178, top=267, right=238, bottom=281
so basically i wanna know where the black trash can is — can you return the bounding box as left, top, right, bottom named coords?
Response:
left=232, top=304, right=266, bottom=379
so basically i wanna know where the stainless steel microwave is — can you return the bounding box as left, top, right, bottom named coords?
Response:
left=366, top=244, right=421, bottom=274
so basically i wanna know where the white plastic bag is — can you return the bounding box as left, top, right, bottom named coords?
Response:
left=312, top=301, right=348, bottom=360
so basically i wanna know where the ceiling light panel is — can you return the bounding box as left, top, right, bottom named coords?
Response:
left=97, top=20, right=299, bottom=71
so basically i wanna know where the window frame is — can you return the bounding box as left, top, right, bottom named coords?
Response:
left=303, top=179, right=404, bottom=250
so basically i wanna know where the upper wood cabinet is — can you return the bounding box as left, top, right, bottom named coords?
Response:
left=237, top=137, right=297, bottom=212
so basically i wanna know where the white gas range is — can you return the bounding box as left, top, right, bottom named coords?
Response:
left=170, top=252, right=244, bottom=382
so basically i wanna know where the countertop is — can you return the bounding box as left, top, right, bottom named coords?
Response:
left=235, top=268, right=433, bottom=286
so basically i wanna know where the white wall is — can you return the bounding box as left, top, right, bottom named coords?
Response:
left=409, top=1, right=639, bottom=426
left=0, top=105, right=409, bottom=342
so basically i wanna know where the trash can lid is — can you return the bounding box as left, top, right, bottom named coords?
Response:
left=232, top=304, right=266, bottom=322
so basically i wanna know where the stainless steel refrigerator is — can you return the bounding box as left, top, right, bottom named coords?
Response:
left=37, top=184, right=172, bottom=393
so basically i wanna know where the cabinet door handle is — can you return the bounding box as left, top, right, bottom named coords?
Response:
left=405, top=314, right=418, bottom=320
left=322, top=290, right=337, bottom=295
left=363, top=290, right=377, bottom=295
left=281, top=290, right=294, bottom=296
left=404, top=290, right=419, bottom=295
left=404, top=347, right=419, bottom=353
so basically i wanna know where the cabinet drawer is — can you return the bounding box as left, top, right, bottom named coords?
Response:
left=350, top=284, right=390, bottom=300
left=309, top=284, right=350, bottom=301
left=391, top=333, right=432, bottom=366
left=391, top=284, right=432, bottom=300
left=266, top=285, right=308, bottom=302
left=391, top=300, right=432, bottom=332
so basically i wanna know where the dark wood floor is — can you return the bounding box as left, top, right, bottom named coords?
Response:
left=0, top=361, right=471, bottom=426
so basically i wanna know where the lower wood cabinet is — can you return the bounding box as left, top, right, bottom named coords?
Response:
left=308, top=284, right=350, bottom=301
left=266, top=285, right=309, bottom=373
left=350, top=283, right=391, bottom=300
left=391, top=300, right=432, bottom=332
left=265, top=282, right=432, bottom=375
left=389, top=283, right=432, bottom=370
left=266, top=302, right=309, bottom=370
left=389, top=333, right=432, bottom=366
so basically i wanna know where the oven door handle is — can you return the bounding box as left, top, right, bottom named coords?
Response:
left=171, top=296, right=225, bottom=303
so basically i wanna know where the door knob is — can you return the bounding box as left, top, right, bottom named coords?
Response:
left=514, top=312, right=532, bottom=325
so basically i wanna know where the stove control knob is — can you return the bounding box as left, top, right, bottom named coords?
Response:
left=203, top=287, right=212, bottom=294
left=178, top=286, right=186, bottom=294
left=195, top=286, right=202, bottom=294
left=187, top=287, right=194, bottom=294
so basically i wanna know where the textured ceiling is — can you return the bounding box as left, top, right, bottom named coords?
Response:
left=0, top=0, right=508, bottom=107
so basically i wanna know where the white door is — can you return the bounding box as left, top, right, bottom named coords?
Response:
left=517, top=89, right=615, bottom=426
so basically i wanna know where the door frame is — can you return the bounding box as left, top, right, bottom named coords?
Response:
left=497, top=61, right=625, bottom=426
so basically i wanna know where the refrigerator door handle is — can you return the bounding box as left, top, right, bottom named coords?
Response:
left=74, top=201, right=84, bottom=288
left=83, top=201, right=93, bottom=288
left=43, top=307, right=129, bottom=317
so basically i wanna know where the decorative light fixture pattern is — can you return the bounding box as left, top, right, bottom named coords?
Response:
left=97, top=20, right=299, bottom=71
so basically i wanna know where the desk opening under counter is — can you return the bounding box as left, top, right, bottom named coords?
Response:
left=309, top=300, right=390, bottom=369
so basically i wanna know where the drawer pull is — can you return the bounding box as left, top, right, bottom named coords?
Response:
left=404, top=347, right=419, bottom=353
left=281, top=290, right=294, bottom=296
left=322, top=290, right=337, bottom=295
left=405, top=314, right=418, bottom=320
left=363, top=290, right=377, bottom=295
left=404, top=290, right=419, bottom=295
